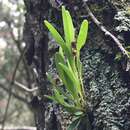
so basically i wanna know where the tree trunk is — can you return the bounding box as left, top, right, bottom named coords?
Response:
left=23, top=0, right=49, bottom=129
left=23, top=0, right=130, bottom=130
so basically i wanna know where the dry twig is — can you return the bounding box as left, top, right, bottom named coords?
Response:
left=84, top=3, right=129, bottom=57
left=83, top=2, right=130, bottom=71
left=14, top=81, right=38, bottom=93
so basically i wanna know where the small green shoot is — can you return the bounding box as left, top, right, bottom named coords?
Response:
left=44, top=6, right=89, bottom=130
left=115, top=45, right=130, bottom=61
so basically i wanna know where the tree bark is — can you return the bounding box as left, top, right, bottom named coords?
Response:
left=23, top=0, right=130, bottom=130
left=23, top=0, right=50, bottom=130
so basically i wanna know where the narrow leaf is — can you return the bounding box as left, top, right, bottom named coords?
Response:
left=44, top=20, right=65, bottom=49
left=67, top=117, right=81, bottom=130
left=59, top=47, right=64, bottom=57
left=44, top=95, right=57, bottom=102
left=77, top=20, right=88, bottom=52
left=46, top=72, right=56, bottom=86
left=62, top=6, right=75, bottom=47
left=54, top=89, right=66, bottom=105
left=74, top=111, right=83, bottom=116
left=55, top=52, right=66, bottom=84
left=115, top=53, right=122, bottom=61
left=65, top=10, right=75, bottom=44
left=64, top=106, right=83, bottom=114
left=66, top=60, right=82, bottom=97
left=58, top=63, right=79, bottom=98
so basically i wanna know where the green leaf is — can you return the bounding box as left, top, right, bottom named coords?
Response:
left=74, top=111, right=83, bottom=116
left=58, top=63, right=83, bottom=106
left=59, top=47, right=64, bottom=57
left=60, top=62, right=78, bottom=86
left=76, top=57, right=84, bottom=90
left=64, top=106, right=83, bottom=114
left=53, top=89, right=82, bottom=111
left=67, top=117, right=81, bottom=130
left=65, top=10, right=75, bottom=44
left=66, top=59, right=79, bottom=82
left=77, top=20, right=88, bottom=52
left=55, top=53, right=77, bottom=99
left=55, top=52, right=66, bottom=84
left=44, top=6, right=88, bottom=117
left=57, top=87, right=73, bottom=101
left=55, top=53, right=73, bottom=93
left=44, top=95, right=57, bottom=102
left=45, top=90, right=72, bottom=109
left=44, top=20, right=71, bottom=58
left=63, top=72, right=78, bottom=99
left=55, top=52, right=65, bottom=64
left=62, top=6, right=75, bottom=47
left=44, top=20, right=65, bottom=49
left=125, top=46, right=130, bottom=50
left=46, top=72, right=56, bottom=86
left=66, top=60, right=83, bottom=97
left=54, top=89, right=66, bottom=105
left=114, top=53, right=122, bottom=61
left=45, top=93, right=83, bottom=114
left=58, top=63, right=79, bottom=97
left=76, top=58, right=82, bottom=76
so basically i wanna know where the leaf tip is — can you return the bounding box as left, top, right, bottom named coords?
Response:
left=83, top=19, right=88, bottom=25
left=44, top=20, right=47, bottom=23
left=62, top=6, right=65, bottom=11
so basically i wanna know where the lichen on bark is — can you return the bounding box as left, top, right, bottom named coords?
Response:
left=82, top=45, right=130, bottom=130
left=23, top=0, right=130, bottom=130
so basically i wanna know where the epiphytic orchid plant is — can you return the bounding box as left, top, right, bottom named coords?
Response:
left=44, top=6, right=88, bottom=130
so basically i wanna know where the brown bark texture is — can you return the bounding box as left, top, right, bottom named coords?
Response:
left=23, top=0, right=130, bottom=130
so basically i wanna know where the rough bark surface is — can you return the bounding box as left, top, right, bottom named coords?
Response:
left=23, top=0, right=130, bottom=130
left=23, top=0, right=50, bottom=130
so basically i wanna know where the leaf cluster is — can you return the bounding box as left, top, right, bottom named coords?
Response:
left=44, top=6, right=89, bottom=129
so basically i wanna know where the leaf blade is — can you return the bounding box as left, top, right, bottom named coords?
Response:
left=58, top=63, right=79, bottom=99
left=44, top=20, right=65, bottom=49
left=77, top=20, right=88, bottom=52
left=62, top=6, right=75, bottom=47
left=67, top=117, right=81, bottom=130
